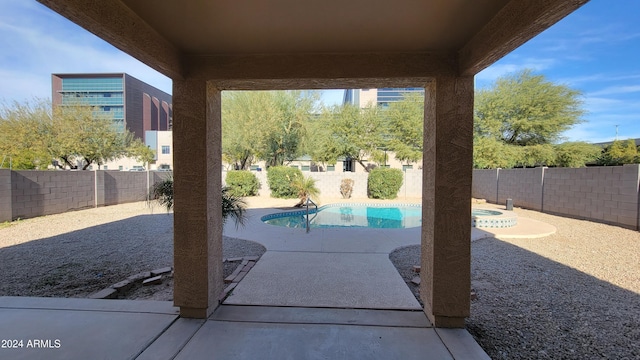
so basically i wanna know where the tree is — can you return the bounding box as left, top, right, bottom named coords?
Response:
left=475, top=69, right=584, bottom=146
left=597, top=139, right=638, bottom=166
left=0, top=99, right=51, bottom=169
left=49, top=104, right=131, bottom=170
left=517, top=144, right=556, bottom=168
left=0, top=98, right=151, bottom=170
left=385, top=92, right=424, bottom=163
left=473, top=137, right=520, bottom=169
left=553, top=142, right=601, bottom=167
left=309, top=104, right=385, bottom=172
left=222, top=91, right=269, bottom=170
left=474, top=69, right=586, bottom=168
left=261, top=91, right=316, bottom=167
left=127, top=138, right=156, bottom=168
left=222, top=91, right=317, bottom=169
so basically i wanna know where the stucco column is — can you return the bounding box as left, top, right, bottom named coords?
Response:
left=421, top=75, right=473, bottom=328
left=173, top=79, right=223, bottom=318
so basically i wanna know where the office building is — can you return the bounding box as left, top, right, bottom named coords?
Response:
left=343, top=88, right=424, bottom=108
left=51, top=73, right=172, bottom=141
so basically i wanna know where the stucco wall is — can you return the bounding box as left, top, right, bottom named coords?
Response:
left=472, top=165, right=640, bottom=229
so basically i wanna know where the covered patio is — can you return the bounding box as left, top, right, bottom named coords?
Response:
left=21, top=0, right=589, bottom=356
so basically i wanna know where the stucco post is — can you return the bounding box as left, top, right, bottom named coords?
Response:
left=421, top=76, right=473, bottom=328
left=172, top=79, right=223, bottom=318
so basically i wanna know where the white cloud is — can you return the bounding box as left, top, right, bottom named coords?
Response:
left=475, top=58, right=556, bottom=85
left=0, top=69, right=51, bottom=102
left=562, top=126, right=611, bottom=143
left=582, top=97, right=624, bottom=113
left=0, top=2, right=171, bottom=102
left=588, top=85, right=640, bottom=97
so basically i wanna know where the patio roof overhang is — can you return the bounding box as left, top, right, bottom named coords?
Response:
left=37, top=0, right=587, bottom=81
left=36, top=0, right=589, bottom=326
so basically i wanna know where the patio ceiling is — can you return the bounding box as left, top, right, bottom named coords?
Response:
left=37, top=0, right=588, bottom=83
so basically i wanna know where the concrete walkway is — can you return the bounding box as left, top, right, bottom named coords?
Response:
left=222, top=202, right=555, bottom=311
left=225, top=251, right=422, bottom=309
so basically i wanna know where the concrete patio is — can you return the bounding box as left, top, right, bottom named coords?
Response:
left=0, top=297, right=489, bottom=360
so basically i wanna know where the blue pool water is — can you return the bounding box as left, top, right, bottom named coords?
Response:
left=262, top=204, right=422, bottom=229
left=262, top=204, right=507, bottom=229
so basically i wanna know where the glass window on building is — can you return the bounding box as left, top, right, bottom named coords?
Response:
left=343, top=158, right=355, bottom=172
left=161, top=145, right=170, bottom=154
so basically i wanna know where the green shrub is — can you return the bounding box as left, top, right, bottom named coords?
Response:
left=225, top=170, right=260, bottom=197
left=266, top=166, right=302, bottom=198
left=368, top=168, right=403, bottom=199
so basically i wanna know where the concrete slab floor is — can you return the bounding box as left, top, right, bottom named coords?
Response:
left=212, top=305, right=432, bottom=327
left=0, top=297, right=178, bottom=360
left=0, top=298, right=490, bottom=360
left=178, top=319, right=453, bottom=360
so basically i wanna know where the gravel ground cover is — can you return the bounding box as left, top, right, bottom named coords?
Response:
left=0, top=202, right=265, bottom=299
left=390, top=207, right=640, bottom=360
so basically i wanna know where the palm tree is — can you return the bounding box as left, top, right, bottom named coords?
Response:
left=221, top=186, right=247, bottom=227
left=291, top=174, right=320, bottom=208
left=150, top=174, right=174, bottom=211
left=150, top=174, right=247, bottom=227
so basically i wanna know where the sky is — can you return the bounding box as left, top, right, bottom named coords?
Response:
left=0, top=0, right=639, bottom=143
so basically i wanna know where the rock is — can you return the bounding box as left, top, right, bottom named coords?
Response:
left=127, top=271, right=152, bottom=282
left=233, top=271, right=249, bottom=283
left=224, top=265, right=244, bottom=283
left=89, top=288, right=118, bottom=299
left=143, top=275, right=163, bottom=286
left=411, top=276, right=421, bottom=285
left=112, top=280, right=133, bottom=293
left=151, top=267, right=172, bottom=277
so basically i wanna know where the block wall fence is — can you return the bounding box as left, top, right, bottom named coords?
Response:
left=0, top=170, right=171, bottom=222
left=472, top=165, right=640, bottom=230
left=0, top=169, right=423, bottom=222
left=6, top=167, right=637, bottom=229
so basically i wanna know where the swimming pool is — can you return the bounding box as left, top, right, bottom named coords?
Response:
left=262, top=204, right=422, bottom=229
left=262, top=204, right=517, bottom=229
